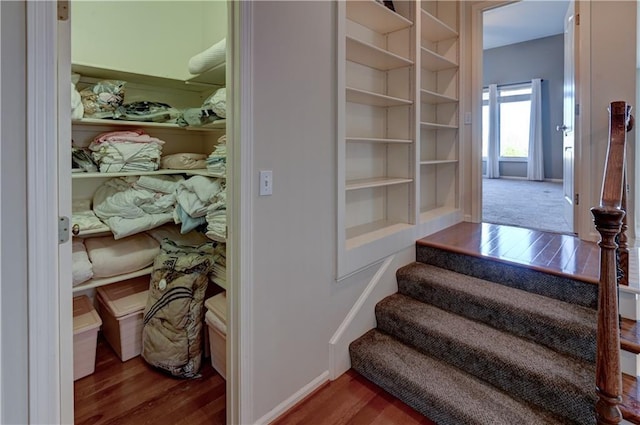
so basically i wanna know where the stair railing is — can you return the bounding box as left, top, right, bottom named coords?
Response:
left=591, top=100, right=633, bottom=424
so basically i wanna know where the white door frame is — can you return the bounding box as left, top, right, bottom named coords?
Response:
left=25, top=1, right=255, bottom=423
left=469, top=1, right=590, bottom=239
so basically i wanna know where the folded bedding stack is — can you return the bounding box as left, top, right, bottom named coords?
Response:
left=207, top=135, right=227, bottom=176
left=72, top=199, right=109, bottom=235
left=89, top=129, right=165, bottom=173
left=160, top=153, right=207, bottom=170
left=211, top=243, right=227, bottom=289
left=205, top=185, right=226, bottom=242
left=93, top=175, right=182, bottom=239
left=72, top=239, right=94, bottom=286
left=174, top=175, right=224, bottom=234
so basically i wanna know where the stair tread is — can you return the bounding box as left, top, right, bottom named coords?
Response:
left=398, top=262, right=596, bottom=362
left=379, top=293, right=595, bottom=386
left=350, top=329, right=574, bottom=425
left=378, top=294, right=596, bottom=423
left=622, top=318, right=640, bottom=354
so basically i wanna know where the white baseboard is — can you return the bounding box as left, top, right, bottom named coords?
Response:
left=621, top=349, right=639, bottom=377
left=256, top=371, right=329, bottom=425
left=619, top=290, right=639, bottom=320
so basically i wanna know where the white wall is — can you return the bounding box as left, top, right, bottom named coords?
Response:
left=71, top=1, right=226, bottom=81
left=1, top=1, right=29, bottom=423
left=584, top=1, right=637, bottom=240
left=248, top=2, right=415, bottom=421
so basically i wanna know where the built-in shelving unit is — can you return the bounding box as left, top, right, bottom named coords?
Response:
left=337, top=0, right=463, bottom=279
left=72, top=65, right=227, bottom=292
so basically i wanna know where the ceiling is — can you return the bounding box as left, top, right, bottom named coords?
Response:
left=483, top=0, right=570, bottom=50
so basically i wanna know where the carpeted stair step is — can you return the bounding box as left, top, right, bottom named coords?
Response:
left=397, top=262, right=597, bottom=362
left=376, top=293, right=596, bottom=425
left=416, top=244, right=598, bottom=308
left=349, top=329, right=574, bottom=425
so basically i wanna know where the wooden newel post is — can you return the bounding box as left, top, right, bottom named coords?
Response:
left=592, top=207, right=624, bottom=425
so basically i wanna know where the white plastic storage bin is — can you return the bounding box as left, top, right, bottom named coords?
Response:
left=73, top=295, right=102, bottom=380
left=204, top=292, right=227, bottom=379
left=95, top=276, right=149, bottom=362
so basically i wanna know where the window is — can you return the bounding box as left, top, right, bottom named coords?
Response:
left=482, top=84, right=532, bottom=159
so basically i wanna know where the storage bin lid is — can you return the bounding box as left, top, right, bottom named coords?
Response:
left=205, top=310, right=227, bottom=336
left=205, top=292, right=226, bottom=323
left=96, top=276, right=149, bottom=318
left=73, top=295, right=102, bottom=334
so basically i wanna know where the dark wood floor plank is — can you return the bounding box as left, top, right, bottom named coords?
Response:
left=273, top=371, right=436, bottom=425
left=74, top=338, right=225, bottom=425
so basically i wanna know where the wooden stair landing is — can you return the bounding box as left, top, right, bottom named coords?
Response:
left=418, top=222, right=640, bottom=424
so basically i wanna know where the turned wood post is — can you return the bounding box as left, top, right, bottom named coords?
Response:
left=592, top=207, right=624, bottom=425
left=592, top=101, right=629, bottom=425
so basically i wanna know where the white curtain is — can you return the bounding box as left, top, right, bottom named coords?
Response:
left=527, top=78, right=544, bottom=181
left=487, top=84, right=500, bottom=179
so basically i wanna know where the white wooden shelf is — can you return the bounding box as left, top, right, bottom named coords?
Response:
left=420, top=159, right=458, bottom=165
left=346, top=1, right=413, bottom=34
left=419, top=206, right=460, bottom=222
left=72, top=266, right=152, bottom=293
left=346, top=87, right=412, bottom=107
left=72, top=168, right=221, bottom=179
left=421, top=89, right=458, bottom=104
left=346, top=137, right=412, bottom=144
left=73, top=118, right=225, bottom=131
left=421, top=9, right=458, bottom=41
left=346, top=220, right=413, bottom=250
left=420, top=47, right=457, bottom=71
left=346, top=36, right=413, bottom=71
left=185, top=62, right=226, bottom=87
left=345, top=177, right=412, bottom=191
left=421, top=122, right=458, bottom=130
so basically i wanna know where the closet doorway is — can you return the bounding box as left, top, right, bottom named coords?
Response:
left=61, top=2, right=234, bottom=424
left=480, top=1, right=573, bottom=235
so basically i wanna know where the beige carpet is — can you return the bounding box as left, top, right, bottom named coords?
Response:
left=482, top=178, right=572, bottom=234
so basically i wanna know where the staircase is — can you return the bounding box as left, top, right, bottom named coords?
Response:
left=350, top=244, right=599, bottom=425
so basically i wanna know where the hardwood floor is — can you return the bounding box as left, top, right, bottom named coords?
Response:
left=75, top=222, right=640, bottom=425
left=74, top=338, right=226, bottom=425
left=273, top=370, right=435, bottom=425
left=417, top=222, right=600, bottom=284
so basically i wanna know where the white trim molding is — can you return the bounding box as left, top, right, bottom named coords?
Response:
left=254, top=371, right=330, bottom=425
left=26, top=1, right=61, bottom=423
left=229, top=1, right=254, bottom=424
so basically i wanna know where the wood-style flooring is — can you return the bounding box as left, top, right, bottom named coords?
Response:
left=75, top=223, right=640, bottom=425
left=74, top=338, right=226, bottom=425
left=417, top=221, right=600, bottom=283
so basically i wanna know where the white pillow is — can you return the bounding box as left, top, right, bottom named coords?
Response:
left=85, top=233, right=160, bottom=278
left=72, top=239, right=93, bottom=286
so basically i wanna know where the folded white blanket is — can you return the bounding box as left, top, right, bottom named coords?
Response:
left=72, top=239, right=93, bottom=286
left=176, top=176, right=223, bottom=218
left=188, top=38, right=226, bottom=75
left=160, top=153, right=207, bottom=170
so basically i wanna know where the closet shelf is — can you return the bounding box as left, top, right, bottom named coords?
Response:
left=346, top=137, right=412, bottom=144
left=421, top=89, right=458, bottom=104
left=420, top=47, right=457, bottom=71
left=421, top=122, right=458, bottom=130
left=346, top=177, right=412, bottom=191
left=346, top=1, right=413, bottom=34
left=346, top=87, right=412, bottom=107
left=72, top=169, right=224, bottom=179
left=72, top=63, right=217, bottom=94
left=185, top=62, right=226, bottom=87
left=420, top=159, right=458, bottom=165
left=421, top=9, right=458, bottom=42
left=72, top=118, right=225, bottom=132
left=346, top=220, right=413, bottom=250
left=72, top=266, right=153, bottom=293
left=346, top=36, right=413, bottom=71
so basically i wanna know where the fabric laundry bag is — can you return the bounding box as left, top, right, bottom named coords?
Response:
left=141, top=239, right=216, bottom=378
